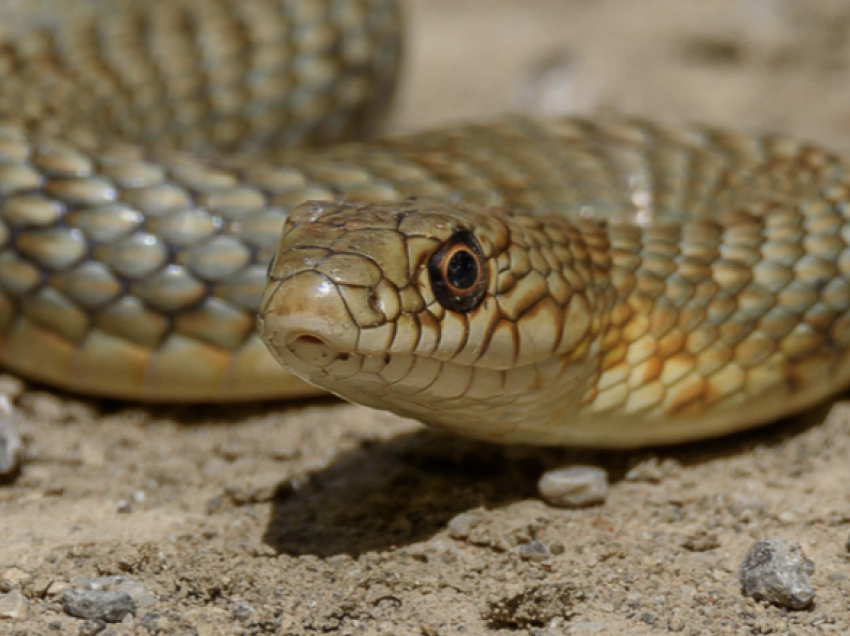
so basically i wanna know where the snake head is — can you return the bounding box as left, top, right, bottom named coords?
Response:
left=258, top=199, right=600, bottom=443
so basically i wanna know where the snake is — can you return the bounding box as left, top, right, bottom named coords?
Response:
left=1, top=0, right=849, bottom=448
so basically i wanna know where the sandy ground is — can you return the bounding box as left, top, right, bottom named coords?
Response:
left=5, top=0, right=850, bottom=634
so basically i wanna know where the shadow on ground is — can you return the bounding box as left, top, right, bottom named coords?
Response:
left=260, top=397, right=840, bottom=557
left=263, top=430, right=549, bottom=557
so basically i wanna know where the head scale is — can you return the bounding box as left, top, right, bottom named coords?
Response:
left=257, top=199, right=600, bottom=444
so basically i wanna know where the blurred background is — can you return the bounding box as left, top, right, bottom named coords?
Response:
left=391, top=0, right=850, bottom=154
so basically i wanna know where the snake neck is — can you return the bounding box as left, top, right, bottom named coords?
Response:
left=536, top=194, right=850, bottom=447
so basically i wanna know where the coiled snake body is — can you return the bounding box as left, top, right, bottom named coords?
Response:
left=3, top=0, right=850, bottom=446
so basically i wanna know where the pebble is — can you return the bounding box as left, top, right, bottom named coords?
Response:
left=516, top=540, right=552, bottom=562
left=79, top=620, right=106, bottom=635
left=0, top=396, right=22, bottom=477
left=682, top=531, right=720, bottom=552
left=0, top=567, right=30, bottom=591
left=62, top=589, right=136, bottom=623
left=0, top=589, right=28, bottom=619
left=624, top=456, right=680, bottom=483
left=446, top=509, right=486, bottom=539
left=738, top=538, right=815, bottom=609
left=140, top=612, right=172, bottom=632
left=484, top=582, right=576, bottom=627
left=73, top=576, right=155, bottom=609
left=538, top=466, right=608, bottom=508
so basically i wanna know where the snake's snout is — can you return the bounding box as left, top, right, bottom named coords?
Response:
left=257, top=269, right=358, bottom=382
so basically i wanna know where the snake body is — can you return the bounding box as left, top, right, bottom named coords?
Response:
left=259, top=120, right=850, bottom=447
left=0, top=0, right=399, bottom=400
left=1, top=0, right=850, bottom=446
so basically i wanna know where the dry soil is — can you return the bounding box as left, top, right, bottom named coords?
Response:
left=5, top=1, right=850, bottom=634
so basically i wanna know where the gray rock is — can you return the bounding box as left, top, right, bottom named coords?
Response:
left=738, top=538, right=815, bottom=609
left=73, top=576, right=154, bottom=609
left=517, top=540, right=552, bottom=562
left=62, top=588, right=136, bottom=623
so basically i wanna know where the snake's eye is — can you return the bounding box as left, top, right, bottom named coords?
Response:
left=428, top=231, right=487, bottom=312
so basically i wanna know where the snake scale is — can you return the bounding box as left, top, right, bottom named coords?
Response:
left=1, top=0, right=850, bottom=447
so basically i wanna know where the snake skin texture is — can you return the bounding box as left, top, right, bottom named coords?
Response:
left=2, top=0, right=850, bottom=447
left=259, top=119, right=850, bottom=446
left=0, top=0, right=400, bottom=400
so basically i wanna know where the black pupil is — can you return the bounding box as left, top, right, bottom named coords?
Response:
left=447, top=249, right=478, bottom=290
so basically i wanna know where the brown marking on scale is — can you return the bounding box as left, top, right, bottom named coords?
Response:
left=697, top=343, right=735, bottom=376
left=460, top=299, right=501, bottom=363
left=498, top=271, right=551, bottom=321
left=657, top=330, right=686, bottom=359
left=783, top=330, right=827, bottom=362
left=626, top=293, right=654, bottom=317
left=637, top=356, right=664, bottom=385
left=713, top=261, right=754, bottom=296
left=496, top=269, right=517, bottom=294
left=718, top=318, right=756, bottom=347
left=558, top=294, right=592, bottom=352
left=566, top=334, right=593, bottom=366
left=664, top=375, right=709, bottom=415
left=477, top=319, right=520, bottom=368
left=506, top=244, right=532, bottom=278
left=701, top=363, right=748, bottom=406
left=610, top=270, right=637, bottom=302
left=596, top=361, right=629, bottom=393
left=621, top=313, right=649, bottom=343
left=435, top=309, right=471, bottom=361
left=386, top=312, right=418, bottom=354
left=769, top=366, right=799, bottom=395
left=600, top=341, right=627, bottom=370
left=830, top=316, right=850, bottom=348
left=678, top=306, right=707, bottom=333
left=635, top=272, right=666, bottom=299
left=579, top=386, right=599, bottom=409
left=599, top=326, right=624, bottom=353
left=649, top=303, right=678, bottom=337
left=413, top=310, right=440, bottom=356
left=517, top=295, right=566, bottom=355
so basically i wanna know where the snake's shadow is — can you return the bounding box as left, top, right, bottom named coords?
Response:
left=261, top=398, right=840, bottom=558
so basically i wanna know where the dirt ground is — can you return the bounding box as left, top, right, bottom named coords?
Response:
left=5, top=0, right=850, bottom=634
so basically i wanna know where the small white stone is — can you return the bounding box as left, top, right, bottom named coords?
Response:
left=0, top=589, right=28, bottom=619
left=538, top=466, right=609, bottom=508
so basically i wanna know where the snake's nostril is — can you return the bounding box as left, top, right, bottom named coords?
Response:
left=289, top=334, right=339, bottom=367
left=295, top=335, right=325, bottom=346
